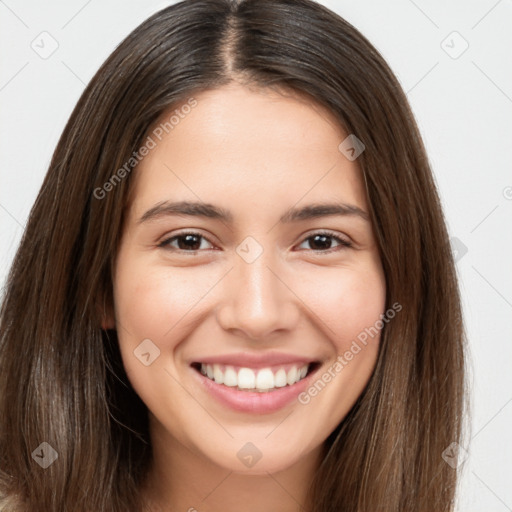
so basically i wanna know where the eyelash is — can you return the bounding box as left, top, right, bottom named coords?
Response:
left=158, top=230, right=352, bottom=255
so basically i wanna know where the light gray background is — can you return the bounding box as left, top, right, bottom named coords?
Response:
left=1, top=1, right=511, bottom=510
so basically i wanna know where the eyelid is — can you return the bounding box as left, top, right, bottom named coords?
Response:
left=157, top=230, right=216, bottom=251
left=158, top=229, right=352, bottom=254
left=295, top=230, right=352, bottom=252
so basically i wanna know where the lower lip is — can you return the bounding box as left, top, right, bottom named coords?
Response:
left=191, top=364, right=319, bottom=414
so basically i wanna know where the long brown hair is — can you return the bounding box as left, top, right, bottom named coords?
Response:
left=0, top=0, right=469, bottom=510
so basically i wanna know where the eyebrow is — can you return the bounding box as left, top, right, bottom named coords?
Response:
left=138, top=200, right=370, bottom=225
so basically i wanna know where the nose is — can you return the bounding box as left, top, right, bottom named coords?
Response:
left=215, top=247, right=300, bottom=341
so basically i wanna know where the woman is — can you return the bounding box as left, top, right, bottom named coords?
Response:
left=0, top=0, right=468, bottom=510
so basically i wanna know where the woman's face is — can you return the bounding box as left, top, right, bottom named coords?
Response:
left=112, top=82, right=386, bottom=475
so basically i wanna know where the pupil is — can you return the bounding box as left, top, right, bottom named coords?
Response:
left=310, top=234, right=331, bottom=250
left=179, top=234, right=201, bottom=250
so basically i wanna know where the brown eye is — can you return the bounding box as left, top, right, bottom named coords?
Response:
left=159, top=232, right=214, bottom=252
left=297, top=231, right=352, bottom=252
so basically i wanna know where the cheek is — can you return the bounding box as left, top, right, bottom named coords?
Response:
left=295, top=263, right=386, bottom=351
left=112, top=259, right=219, bottom=412
left=113, top=262, right=215, bottom=343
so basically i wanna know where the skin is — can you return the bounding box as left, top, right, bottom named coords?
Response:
left=107, top=82, right=386, bottom=512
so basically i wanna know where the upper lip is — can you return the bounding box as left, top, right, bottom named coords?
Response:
left=191, top=351, right=319, bottom=369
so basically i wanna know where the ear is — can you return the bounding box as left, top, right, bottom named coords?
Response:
left=97, top=296, right=116, bottom=330
left=101, top=314, right=116, bottom=330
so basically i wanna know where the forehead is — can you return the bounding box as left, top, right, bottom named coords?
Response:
left=129, top=83, right=367, bottom=220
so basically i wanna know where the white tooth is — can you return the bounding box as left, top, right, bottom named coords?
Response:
left=238, top=367, right=256, bottom=389
left=201, top=363, right=310, bottom=390
left=274, top=368, right=287, bottom=387
left=223, top=366, right=238, bottom=387
left=213, top=364, right=224, bottom=384
left=287, top=366, right=298, bottom=385
left=256, top=368, right=274, bottom=389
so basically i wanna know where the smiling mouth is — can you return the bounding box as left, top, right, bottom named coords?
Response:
left=191, top=361, right=321, bottom=392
